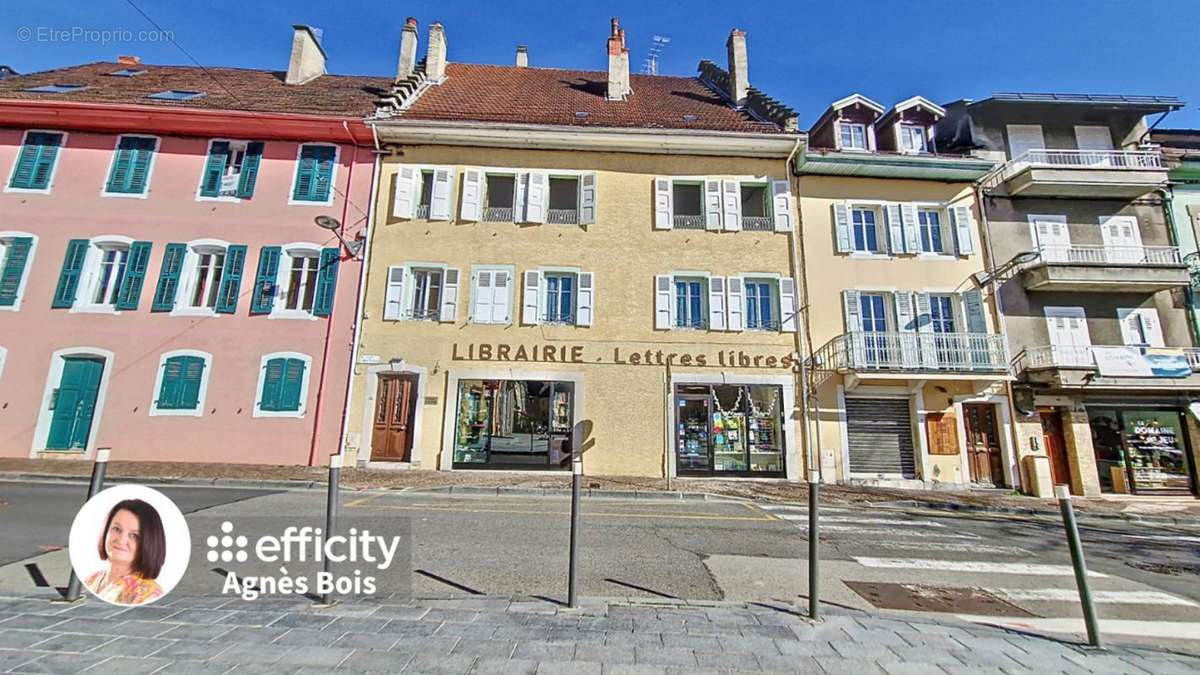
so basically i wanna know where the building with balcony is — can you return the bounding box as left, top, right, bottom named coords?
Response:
left=937, top=93, right=1198, bottom=498
left=797, top=94, right=1011, bottom=488
left=1153, top=129, right=1200, bottom=339
left=343, top=19, right=805, bottom=479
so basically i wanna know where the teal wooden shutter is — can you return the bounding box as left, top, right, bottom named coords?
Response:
left=312, top=247, right=340, bottom=317
left=51, top=239, right=90, bottom=308
left=106, top=136, right=155, bottom=194
left=312, top=146, right=335, bottom=201
left=250, top=246, right=281, bottom=315
left=199, top=141, right=230, bottom=197
left=281, top=358, right=306, bottom=411
left=114, top=241, right=152, bottom=310
left=105, top=138, right=135, bottom=193
left=260, top=357, right=286, bottom=411
left=159, top=355, right=205, bottom=410
left=215, top=244, right=247, bottom=314
left=293, top=145, right=335, bottom=202
left=151, top=243, right=187, bottom=311
left=0, top=237, right=34, bottom=306
left=157, top=357, right=184, bottom=409
left=10, top=132, right=62, bottom=190
left=292, top=148, right=315, bottom=201
left=236, top=142, right=263, bottom=198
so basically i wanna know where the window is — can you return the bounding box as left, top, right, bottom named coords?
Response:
left=1118, top=308, right=1165, bottom=348
left=189, top=249, right=226, bottom=310
left=24, top=84, right=87, bottom=94
left=453, top=378, right=575, bottom=469
left=7, top=131, right=64, bottom=192
left=483, top=174, right=516, bottom=221
left=543, top=273, right=575, bottom=324
left=470, top=268, right=513, bottom=324
left=928, top=295, right=956, bottom=333
left=740, top=184, right=771, bottom=231
left=104, top=135, right=158, bottom=196
left=744, top=279, right=776, bottom=330
left=199, top=140, right=262, bottom=199
left=839, top=122, right=867, bottom=150
left=859, top=293, right=890, bottom=364
left=52, top=238, right=153, bottom=312
left=852, top=207, right=882, bottom=253
left=900, top=125, right=928, bottom=153
left=107, top=69, right=146, bottom=77
left=0, top=234, right=35, bottom=309
left=671, top=182, right=704, bottom=229
left=547, top=176, right=580, bottom=224
left=918, top=208, right=945, bottom=254
left=147, top=90, right=205, bottom=101
left=92, top=246, right=131, bottom=307
left=410, top=268, right=443, bottom=320
left=255, top=353, right=311, bottom=417
left=284, top=252, right=320, bottom=313
left=674, top=278, right=706, bottom=329
left=416, top=170, right=435, bottom=218
left=152, top=241, right=246, bottom=315
left=151, top=351, right=211, bottom=416
left=291, top=144, right=336, bottom=204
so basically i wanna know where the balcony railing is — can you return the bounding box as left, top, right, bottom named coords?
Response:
left=741, top=216, right=774, bottom=232
left=482, top=206, right=514, bottom=222
left=982, top=148, right=1164, bottom=191
left=415, top=204, right=430, bottom=219
left=673, top=214, right=706, bottom=230
left=817, top=331, right=1009, bottom=373
left=1018, top=345, right=1200, bottom=371
left=1033, top=245, right=1183, bottom=266
left=547, top=209, right=578, bottom=225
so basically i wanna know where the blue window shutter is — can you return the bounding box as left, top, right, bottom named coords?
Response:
left=179, top=356, right=205, bottom=409
left=292, top=150, right=315, bottom=201
left=157, top=357, right=184, bottom=409
left=312, top=247, right=340, bottom=317
left=236, top=142, right=263, bottom=198
left=114, top=241, right=152, bottom=311
left=293, top=145, right=335, bottom=202
left=51, top=239, right=90, bottom=308
left=260, top=357, right=286, bottom=411
left=199, top=141, right=230, bottom=197
left=10, top=132, right=62, bottom=190
left=151, top=243, right=187, bottom=312
left=9, top=142, right=41, bottom=189
left=250, top=246, right=282, bottom=315
left=105, top=138, right=136, bottom=193
left=127, top=137, right=155, bottom=193
left=312, top=146, right=335, bottom=201
left=280, top=358, right=306, bottom=411
left=215, top=244, right=247, bottom=314
left=0, top=236, right=33, bottom=306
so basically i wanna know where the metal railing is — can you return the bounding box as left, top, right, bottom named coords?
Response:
left=741, top=216, right=774, bottom=232
left=547, top=209, right=578, bottom=225
left=1019, top=345, right=1200, bottom=371
left=415, top=204, right=430, bottom=219
left=982, top=148, right=1164, bottom=191
left=541, top=313, right=576, bottom=326
left=673, top=214, right=706, bottom=230
left=1187, top=349, right=1200, bottom=370
left=482, top=206, right=514, bottom=222
left=816, top=331, right=1009, bottom=372
left=1033, top=244, right=1183, bottom=266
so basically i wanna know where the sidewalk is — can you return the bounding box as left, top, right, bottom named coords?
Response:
left=1, top=591, right=1197, bottom=674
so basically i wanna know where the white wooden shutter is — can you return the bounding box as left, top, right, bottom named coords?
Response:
left=886, top=203, right=904, bottom=255
left=579, top=172, right=597, bottom=225
left=915, top=293, right=933, bottom=333
left=654, top=178, right=673, bottom=230
left=779, top=278, right=799, bottom=332
left=963, top=290, right=987, bottom=333
left=1140, top=309, right=1165, bottom=348
left=472, top=270, right=494, bottom=323
left=726, top=276, right=744, bottom=331
left=900, top=203, right=919, bottom=253
left=1119, top=308, right=1164, bottom=347
left=429, top=168, right=453, bottom=220
left=834, top=203, right=852, bottom=252
left=843, top=289, right=863, bottom=367
left=491, top=270, right=511, bottom=323
left=722, top=180, right=741, bottom=231
left=1006, top=124, right=1045, bottom=160
left=524, top=172, right=547, bottom=223
left=771, top=179, right=794, bottom=232
left=708, top=276, right=726, bottom=331
left=460, top=169, right=482, bottom=221
left=951, top=206, right=975, bottom=255
left=439, top=268, right=459, bottom=322
left=522, top=270, right=542, bottom=325
left=654, top=275, right=672, bottom=329
left=393, top=166, right=417, bottom=219
left=893, top=291, right=918, bottom=368
left=383, top=266, right=405, bottom=320
left=915, top=292, right=935, bottom=367
left=515, top=172, right=528, bottom=222
left=576, top=272, right=594, bottom=327
left=704, top=179, right=722, bottom=231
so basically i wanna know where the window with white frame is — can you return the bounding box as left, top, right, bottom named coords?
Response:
left=674, top=277, right=707, bottom=329
left=217, top=141, right=247, bottom=195
left=254, top=352, right=311, bottom=418
left=543, top=272, right=576, bottom=324
left=547, top=176, right=580, bottom=224
left=280, top=247, right=321, bottom=315
left=0, top=233, right=36, bottom=309
left=150, top=350, right=212, bottom=416
left=743, top=278, right=778, bottom=330
left=918, top=208, right=947, bottom=254
left=900, top=124, right=928, bottom=153
left=739, top=183, right=771, bottom=231
left=671, top=181, right=704, bottom=229
left=416, top=169, right=435, bottom=218
left=928, top=295, right=956, bottom=333
left=851, top=206, right=884, bottom=253
left=839, top=122, right=868, bottom=150
left=187, top=247, right=226, bottom=310
left=410, top=268, right=443, bottom=320
left=483, top=173, right=517, bottom=222
left=470, top=267, right=513, bottom=324
left=523, top=269, right=593, bottom=327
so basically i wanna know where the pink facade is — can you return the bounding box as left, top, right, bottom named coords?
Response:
left=0, top=121, right=373, bottom=465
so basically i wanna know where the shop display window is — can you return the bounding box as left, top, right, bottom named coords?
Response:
left=1088, top=408, right=1196, bottom=495
left=675, top=383, right=785, bottom=477
left=453, top=379, right=573, bottom=469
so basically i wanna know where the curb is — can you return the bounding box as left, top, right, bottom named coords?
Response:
left=397, top=485, right=730, bottom=501
left=869, top=498, right=1199, bottom=527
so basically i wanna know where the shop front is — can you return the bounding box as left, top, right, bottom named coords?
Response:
left=1087, top=404, right=1199, bottom=495
left=673, top=382, right=788, bottom=477
left=451, top=377, right=576, bottom=470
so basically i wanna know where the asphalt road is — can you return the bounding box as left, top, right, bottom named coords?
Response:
left=2, top=480, right=1198, bottom=650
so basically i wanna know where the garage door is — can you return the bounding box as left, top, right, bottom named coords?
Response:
left=845, top=397, right=916, bottom=477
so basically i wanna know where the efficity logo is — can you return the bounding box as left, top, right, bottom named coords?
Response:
left=207, top=520, right=402, bottom=600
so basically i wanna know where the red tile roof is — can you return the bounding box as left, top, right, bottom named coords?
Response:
left=0, top=62, right=391, bottom=117
left=397, top=63, right=785, bottom=134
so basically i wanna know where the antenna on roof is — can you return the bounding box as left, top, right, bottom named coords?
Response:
left=642, top=35, right=671, bottom=75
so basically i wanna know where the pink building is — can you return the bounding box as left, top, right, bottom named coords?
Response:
left=0, top=27, right=384, bottom=465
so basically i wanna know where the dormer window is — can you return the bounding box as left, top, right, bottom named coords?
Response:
left=900, top=124, right=928, bottom=153
left=839, top=122, right=868, bottom=150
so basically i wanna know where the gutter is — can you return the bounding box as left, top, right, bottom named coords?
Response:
left=786, top=140, right=822, bottom=483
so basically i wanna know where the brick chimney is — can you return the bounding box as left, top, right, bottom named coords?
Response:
left=515, top=45, right=528, bottom=68
left=397, top=17, right=419, bottom=81
left=285, top=25, right=326, bottom=85
left=726, top=28, right=748, bottom=106
left=117, top=55, right=141, bottom=65
left=606, top=18, right=631, bottom=101
left=426, top=22, right=447, bottom=81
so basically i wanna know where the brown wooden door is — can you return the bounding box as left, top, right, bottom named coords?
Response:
left=963, top=404, right=1004, bottom=485
left=1040, top=409, right=1071, bottom=488
left=371, top=374, right=417, bottom=461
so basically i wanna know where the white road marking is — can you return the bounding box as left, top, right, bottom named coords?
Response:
left=853, top=557, right=1108, bottom=577
left=778, top=521, right=982, bottom=540
left=759, top=504, right=853, bottom=513
left=987, top=588, right=1198, bottom=606
left=820, top=516, right=946, bottom=528
left=1128, top=534, right=1200, bottom=545
left=955, top=616, right=1200, bottom=640
left=866, top=541, right=1030, bottom=555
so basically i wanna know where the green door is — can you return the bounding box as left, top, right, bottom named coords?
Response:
left=46, top=357, right=105, bottom=451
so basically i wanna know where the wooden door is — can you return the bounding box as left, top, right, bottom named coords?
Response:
left=1040, top=409, right=1071, bottom=488
left=371, top=374, right=417, bottom=461
left=47, top=357, right=104, bottom=450
left=963, top=404, right=1004, bottom=485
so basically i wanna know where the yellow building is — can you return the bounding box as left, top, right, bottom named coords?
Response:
left=343, top=20, right=808, bottom=479
left=796, top=95, right=1013, bottom=488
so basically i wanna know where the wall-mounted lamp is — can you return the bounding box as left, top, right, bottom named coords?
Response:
left=315, top=215, right=365, bottom=259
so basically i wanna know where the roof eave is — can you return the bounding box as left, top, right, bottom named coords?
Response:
left=794, top=149, right=995, bottom=181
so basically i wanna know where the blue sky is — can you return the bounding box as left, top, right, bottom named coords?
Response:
left=4, top=0, right=1199, bottom=128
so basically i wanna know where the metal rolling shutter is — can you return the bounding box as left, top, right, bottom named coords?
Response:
left=846, top=397, right=916, bottom=477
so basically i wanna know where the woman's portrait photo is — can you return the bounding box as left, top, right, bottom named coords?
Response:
left=68, top=485, right=190, bottom=606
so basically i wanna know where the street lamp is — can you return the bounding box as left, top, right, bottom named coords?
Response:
left=972, top=250, right=1040, bottom=288
left=315, top=215, right=365, bottom=258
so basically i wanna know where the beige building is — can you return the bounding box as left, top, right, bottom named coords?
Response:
left=343, top=19, right=808, bottom=479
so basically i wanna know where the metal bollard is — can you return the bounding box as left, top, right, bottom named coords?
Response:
left=808, top=477, right=820, bottom=621
left=63, top=448, right=111, bottom=602
left=316, top=454, right=342, bottom=607
left=567, top=455, right=582, bottom=609
left=1056, top=485, right=1102, bottom=648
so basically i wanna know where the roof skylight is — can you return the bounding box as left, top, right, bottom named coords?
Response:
left=108, top=69, right=147, bottom=77
left=147, top=89, right=206, bottom=101
left=24, top=84, right=87, bottom=94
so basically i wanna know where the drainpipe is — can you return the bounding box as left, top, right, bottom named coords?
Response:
left=785, top=137, right=822, bottom=482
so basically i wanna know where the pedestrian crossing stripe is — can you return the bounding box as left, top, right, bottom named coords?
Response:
left=780, top=522, right=982, bottom=540
left=986, top=588, right=1197, bottom=606
left=867, top=541, right=1030, bottom=555
left=819, top=516, right=947, bottom=528
left=955, top=616, right=1200, bottom=641
left=853, top=557, right=1108, bottom=577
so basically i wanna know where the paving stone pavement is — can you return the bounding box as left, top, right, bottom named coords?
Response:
left=0, top=591, right=1197, bottom=674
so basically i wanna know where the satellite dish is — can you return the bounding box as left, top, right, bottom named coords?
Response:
left=314, top=215, right=341, bottom=231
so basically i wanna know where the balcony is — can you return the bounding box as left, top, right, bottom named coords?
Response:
left=482, top=206, right=514, bottom=222
left=415, top=204, right=430, bottom=219
left=672, top=214, right=706, bottom=230
left=1021, top=245, right=1189, bottom=292
left=547, top=209, right=578, bottom=225
left=741, top=216, right=774, bottom=232
left=1016, top=345, right=1200, bottom=389
left=817, top=331, right=1010, bottom=377
left=981, top=149, right=1168, bottom=198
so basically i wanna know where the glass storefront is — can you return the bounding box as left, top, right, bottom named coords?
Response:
left=675, top=384, right=786, bottom=477
left=1088, top=407, right=1197, bottom=495
left=453, top=379, right=574, bottom=469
